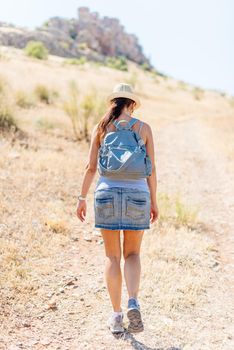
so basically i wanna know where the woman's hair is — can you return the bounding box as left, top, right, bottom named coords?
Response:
left=96, top=97, right=136, bottom=145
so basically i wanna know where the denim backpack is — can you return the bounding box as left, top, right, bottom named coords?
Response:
left=97, top=117, right=152, bottom=179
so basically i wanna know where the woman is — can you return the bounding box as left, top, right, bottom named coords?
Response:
left=76, top=83, right=158, bottom=334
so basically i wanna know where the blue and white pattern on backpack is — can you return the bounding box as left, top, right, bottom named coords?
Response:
left=98, top=117, right=152, bottom=179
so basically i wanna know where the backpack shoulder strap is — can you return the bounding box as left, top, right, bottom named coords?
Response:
left=113, top=117, right=138, bottom=130
left=112, top=119, right=128, bottom=130
left=128, top=117, right=138, bottom=129
left=138, top=121, right=144, bottom=136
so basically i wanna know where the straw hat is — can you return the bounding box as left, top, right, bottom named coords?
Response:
left=106, top=83, right=141, bottom=109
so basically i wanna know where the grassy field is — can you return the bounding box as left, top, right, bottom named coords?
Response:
left=0, top=45, right=233, bottom=349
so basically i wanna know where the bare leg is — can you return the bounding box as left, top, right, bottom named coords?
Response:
left=123, top=230, right=144, bottom=299
left=100, top=228, right=122, bottom=312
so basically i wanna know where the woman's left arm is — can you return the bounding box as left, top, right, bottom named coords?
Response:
left=76, top=124, right=99, bottom=222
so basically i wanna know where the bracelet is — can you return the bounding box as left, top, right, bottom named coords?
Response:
left=78, top=195, right=86, bottom=201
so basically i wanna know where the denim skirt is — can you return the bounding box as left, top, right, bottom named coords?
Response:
left=94, top=187, right=151, bottom=230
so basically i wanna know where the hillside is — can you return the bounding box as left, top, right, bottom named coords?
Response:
left=0, top=7, right=151, bottom=67
left=0, top=46, right=234, bottom=349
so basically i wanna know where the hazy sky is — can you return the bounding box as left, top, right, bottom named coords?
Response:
left=1, top=0, right=233, bottom=95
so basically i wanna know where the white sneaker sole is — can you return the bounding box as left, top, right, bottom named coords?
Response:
left=107, top=319, right=125, bottom=333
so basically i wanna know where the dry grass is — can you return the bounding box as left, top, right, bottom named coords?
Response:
left=158, top=192, right=199, bottom=229
left=0, top=46, right=231, bottom=298
left=202, top=112, right=234, bottom=163
left=141, top=193, right=215, bottom=315
left=15, top=90, right=36, bottom=108
left=0, top=75, right=18, bottom=131
left=63, top=82, right=106, bottom=141
left=141, top=223, right=217, bottom=315
left=0, top=137, right=80, bottom=324
left=34, top=84, right=58, bottom=105
left=0, top=46, right=233, bottom=348
left=193, top=86, right=205, bottom=100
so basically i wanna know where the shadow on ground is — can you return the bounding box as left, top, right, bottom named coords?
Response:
left=112, top=330, right=181, bottom=350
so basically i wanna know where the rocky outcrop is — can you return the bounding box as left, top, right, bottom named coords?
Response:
left=0, top=7, right=152, bottom=67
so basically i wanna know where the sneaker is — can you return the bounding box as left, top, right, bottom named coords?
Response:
left=127, top=297, right=144, bottom=333
left=107, top=312, right=125, bottom=333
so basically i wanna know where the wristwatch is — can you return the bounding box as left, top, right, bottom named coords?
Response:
left=78, top=195, right=86, bottom=201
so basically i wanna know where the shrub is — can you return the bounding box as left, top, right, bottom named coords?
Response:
left=81, top=88, right=98, bottom=140
left=60, top=41, right=69, bottom=50
left=153, top=70, right=168, bottom=80
left=0, top=101, right=17, bottom=131
left=105, top=56, right=128, bottom=71
left=90, top=61, right=103, bottom=68
left=64, top=57, right=87, bottom=66
left=63, top=82, right=106, bottom=141
left=141, top=62, right=151, bottom=71
left=24, top=41, right=48, bottom=60
left=34, top=85, right=58, bottom=104
left=36, top=118, right=55, bottom=130
left=15, top=90, right=35, bottom=108
left=43, top=21, right=49, bottom=28
left=34, top=85, right=50, bottom=104
left=157, top=192, right=199, bottom=229
left=0, top=76, right=18, bottom=131
left=63, top=81, right=81, bottom=140
left=174, top=195, right=198, bottom=228
left=45, top=219, right=69, bottom=235
left=78, top=42, right=88, bottom=50
left=69, top=28, right=77, bottom=40
left=193, top=87, right=204, bottom=101
left=178, top=80, right=188, bottom=90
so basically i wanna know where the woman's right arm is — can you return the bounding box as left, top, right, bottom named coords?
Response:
left=145, top=123, right=159, bottom=223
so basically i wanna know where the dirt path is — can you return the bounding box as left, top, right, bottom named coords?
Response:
left=155, top=115, right=234, bottom=349
left=2, top=115, right=233, bottom=350
left=158, top=115, right=234, bottom=265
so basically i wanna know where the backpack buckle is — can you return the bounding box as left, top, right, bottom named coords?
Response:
left=138, top=139, right=145, bottom=146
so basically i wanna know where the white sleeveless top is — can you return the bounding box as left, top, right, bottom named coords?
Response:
left=95, top=175, right=149, bottom=192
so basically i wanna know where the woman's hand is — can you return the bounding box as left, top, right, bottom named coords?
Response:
left=76, top=200, right=87, bottom=222
left=150, top=202, right=159, bottom=224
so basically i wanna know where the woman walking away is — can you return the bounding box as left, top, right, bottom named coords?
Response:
left=76, top=83, right=159, bottom=334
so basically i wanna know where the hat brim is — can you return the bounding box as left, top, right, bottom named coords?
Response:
left=106, top=91, right=141, bottom=109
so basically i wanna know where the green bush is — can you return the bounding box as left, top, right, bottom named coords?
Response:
left=43, top=21, right=49, bottom=28
left=24, top=41, right=48, bottom=60
left=64, top=57, right=87, bottom=66
left=78, top=42, right=88, bottom=50
left=60, top=41, right=69, bottom=50
left=105, top=56, right=128, bottom=71
left=141, top=62, right=151, bottom=71
left=69, top=29, right=77, bottom=40
left=152, top=69, right=168, bottom=80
